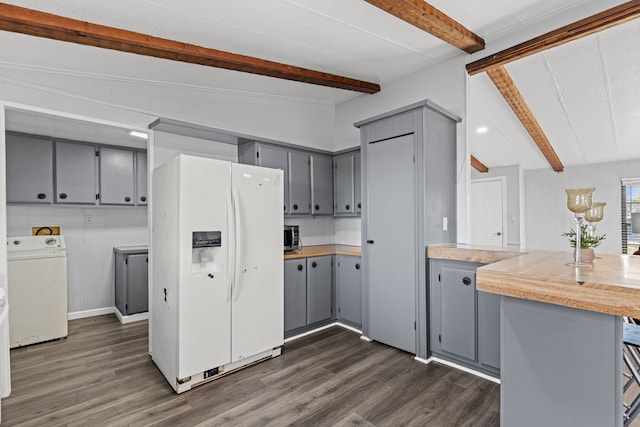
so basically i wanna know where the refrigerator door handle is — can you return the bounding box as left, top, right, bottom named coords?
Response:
left=232, top=188, right=242, bottom=302
left=226, top=188, right=235, bottom=303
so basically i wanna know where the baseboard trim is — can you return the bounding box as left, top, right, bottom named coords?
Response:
left=114, top=308, right=149, bottom=324
left=68, top=307, right=115, bottom=320
left=430, top=356, right=501, bottom=384
left=284, top=321, right=364, bottom=343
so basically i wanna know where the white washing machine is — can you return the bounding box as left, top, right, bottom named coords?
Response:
left=7, top=236, right=68, bottom=348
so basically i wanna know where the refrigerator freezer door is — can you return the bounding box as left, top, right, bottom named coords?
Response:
left=178, top=156, right=232, bottom=379
left=230, top=163, right=284, bottom=361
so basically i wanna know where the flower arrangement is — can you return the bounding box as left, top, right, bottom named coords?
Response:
left=562, top=224, right=606, bottom=249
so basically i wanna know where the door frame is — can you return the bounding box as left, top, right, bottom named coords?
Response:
left=470, top=176, right=507, bottom=247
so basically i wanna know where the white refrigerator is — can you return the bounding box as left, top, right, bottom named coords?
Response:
left=151, top=154, right=284, bottom=393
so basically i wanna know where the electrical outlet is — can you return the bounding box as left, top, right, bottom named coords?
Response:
left=85, top=215, right=93, bottom=225
left=442, top=217, right=448, bottom=231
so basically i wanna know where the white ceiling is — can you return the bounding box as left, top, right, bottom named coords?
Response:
left=2, top=0, right=637, bottom=170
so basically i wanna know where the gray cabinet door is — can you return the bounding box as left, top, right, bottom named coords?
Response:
left=55, top=141, right=97, bottom=204
left=257, top=144, right=289, bottom=214
left=337, top=255, right=362, bottom=328
left=310, top=154, right=333, bottom=215
left=441, top=267, right=477, bottom=361
left=135, top=151, right=148, bottom=206
left=306, top=256, right=332, bottom=324
left=126, top=253, right=149, bottom=315
left=354, top=151, right=362, bottom=214
left=367, top=134, right=416, bottom=353
left=288, top=151, right=310, bottom=215
left=99, top=147, right=135, bottom=205
left=6, top=134, right=53, bottom=204
left=284, top=259, right=307, bottom=332
left=478, top=291, right=501, bottom=369
left=334, top=154, right=354, bottom=215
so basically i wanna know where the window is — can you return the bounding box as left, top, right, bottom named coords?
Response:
left=622, top=178, right=640, bottom=254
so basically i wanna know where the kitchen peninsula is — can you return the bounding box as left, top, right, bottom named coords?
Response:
left=430, top=244, right=640, bottom=427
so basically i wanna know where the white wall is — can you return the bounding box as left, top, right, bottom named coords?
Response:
left=334, top=55, right=469, bottom=243
left=7, top=206, right=147, bottom=314
left=524, top=159, right=640, bottom=253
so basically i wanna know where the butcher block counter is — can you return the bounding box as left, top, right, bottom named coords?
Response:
left=428, top=243, right=640, bottom=427
left=284, top=244, right=361, bottom=259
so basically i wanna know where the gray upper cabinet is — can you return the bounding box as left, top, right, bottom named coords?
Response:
left=333, top=152, right=355, bottom=215
left=288, top=151, right=310, bottom=215
left=99, top=147, right=135, bottom=205
left=55, top=141, right=97, bottom=204
left=135, top=151, right=148, bottom=206
left=6, top=133, right=54, bottom=204
left=284, top=259, right=307, bottom=332
left=336, top=255, right=362, bottom=328
left=354, top=151, right=362, bottom=214
left=310, top=154, right=333, bottom=215
left=306, top=256, right=332, bottom=324
left=239, top=142, right=289, bottom=214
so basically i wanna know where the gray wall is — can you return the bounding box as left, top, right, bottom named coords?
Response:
left=524, top=159, right=640, bottom=253
left=472, top=165, right=523, bottom=247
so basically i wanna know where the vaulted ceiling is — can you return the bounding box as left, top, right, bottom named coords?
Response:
left=1, top=0, right=638, bottom=170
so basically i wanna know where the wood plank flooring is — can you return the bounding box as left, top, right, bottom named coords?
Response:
left=2, top=315, right=500, bottom=426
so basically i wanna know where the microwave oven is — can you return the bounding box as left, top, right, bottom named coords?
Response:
left=284, top=225, right=300, bottom=251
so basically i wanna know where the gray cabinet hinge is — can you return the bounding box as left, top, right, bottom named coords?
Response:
left=338, top=307, right=341, bottom=313
left=256, top=151, right=260, bottom=158
left=414, top=321, right=416, bottom=330
left=438, top=274, right=441, bottom=282
left=125, top=258, right=128, bottom=265
left=125, top=303, right=128, bottom=311
left=413, top=155, right=415, bottom=163
left=95, top=150, right=99, bottom=157
left=96, top=193, right=99, bottom=200
left=438, top=334, right=441, bottom=343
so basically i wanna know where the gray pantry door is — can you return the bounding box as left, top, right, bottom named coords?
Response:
left=367, top=133, right=416, bottom=353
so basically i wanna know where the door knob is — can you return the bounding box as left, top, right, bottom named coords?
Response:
left=315, top=204, right=320, bottom=211
left=311, top=261, right=317, bottom=268
left=297, top=264, right=303, bottom=271
left=355, top=263, right=360, bottom=270
left=462, top=277, right=472, bottom=286
left=125, top=196, right=131, bottom=202
left=37, top=193, right=46, bottom=200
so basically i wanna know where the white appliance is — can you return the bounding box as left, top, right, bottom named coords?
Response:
left=7, top=235, right=68, bottom=348
left=151, top=155, right=284, bottom=393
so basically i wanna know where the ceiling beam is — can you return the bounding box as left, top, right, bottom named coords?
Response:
left=467, top=0, right=640, bottom=75
left=470, top=155, right=489, bottom=173
left=486, top=66, right=564, bottom=172
left=365, top=0, right=484, bottom=54
left=0, top=3, right=380, bottom=94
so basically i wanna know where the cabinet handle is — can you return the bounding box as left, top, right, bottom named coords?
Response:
left=37, top=193, right=46, bottom=200
left=366, top=240, right=374, bottom=244
left=293, top=204, right=298, bottom=210
left=140, top=196, right=146, bottom=202
left=315, top=204, right=320, bottom=211
left=297, top=264, right=303, bottom=271
left=357, top=202, right=361, bottom=209
left=284, top=205, right=286, bottom=212
left=311, top=261, right=317, bottom=268
left=462, top=277, right=472, bottom=286
left=59, top=193, right=67, bottom=200
left=355, top=263, right=360, bottom=270
left=346, top=204, right=350, bottom=210
left=124, top=196, right=131, bottom=202
left=208, top=273, right=214, bottom=279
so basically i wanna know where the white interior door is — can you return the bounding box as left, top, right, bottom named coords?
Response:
left=367, top=134, right=416, bottom=354
left=230, top=163, right=284, bottom=362
left=470, top=179, right=505, bottom=247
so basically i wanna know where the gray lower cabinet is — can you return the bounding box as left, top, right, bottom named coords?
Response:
left=310, top=154, right=333, bottom=215
left=284, top=256, right=333, bottom=336
left=6, top=133, right=54, bottom=204
left=429, top=259, right=499, bottom=377
left=288, top=151, right=310, bottom=215
left=284, top=259, right=307, bottom=331
left=55, top=141, right=97, bottom=204
left=336, top=255, right=362, bottom=328
left=114, top=247, right=148, bottom=316
left=135, top=151, right=148, bottom=206
left=99, top=147, right=135, bottom=205
left=306, top=256, right=332, bottom=324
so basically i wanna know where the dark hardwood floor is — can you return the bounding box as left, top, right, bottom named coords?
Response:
left=2, top=315, right=500, bottom=426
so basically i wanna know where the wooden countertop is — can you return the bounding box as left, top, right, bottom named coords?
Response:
left=477, top=250, right=640, bottom=318
left=428, top=243, right=526, bottom=264
left=284, top=244, right=361, bottom=259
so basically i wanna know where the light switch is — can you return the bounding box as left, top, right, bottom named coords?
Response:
left=442, top=217, right=448, bottom=231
